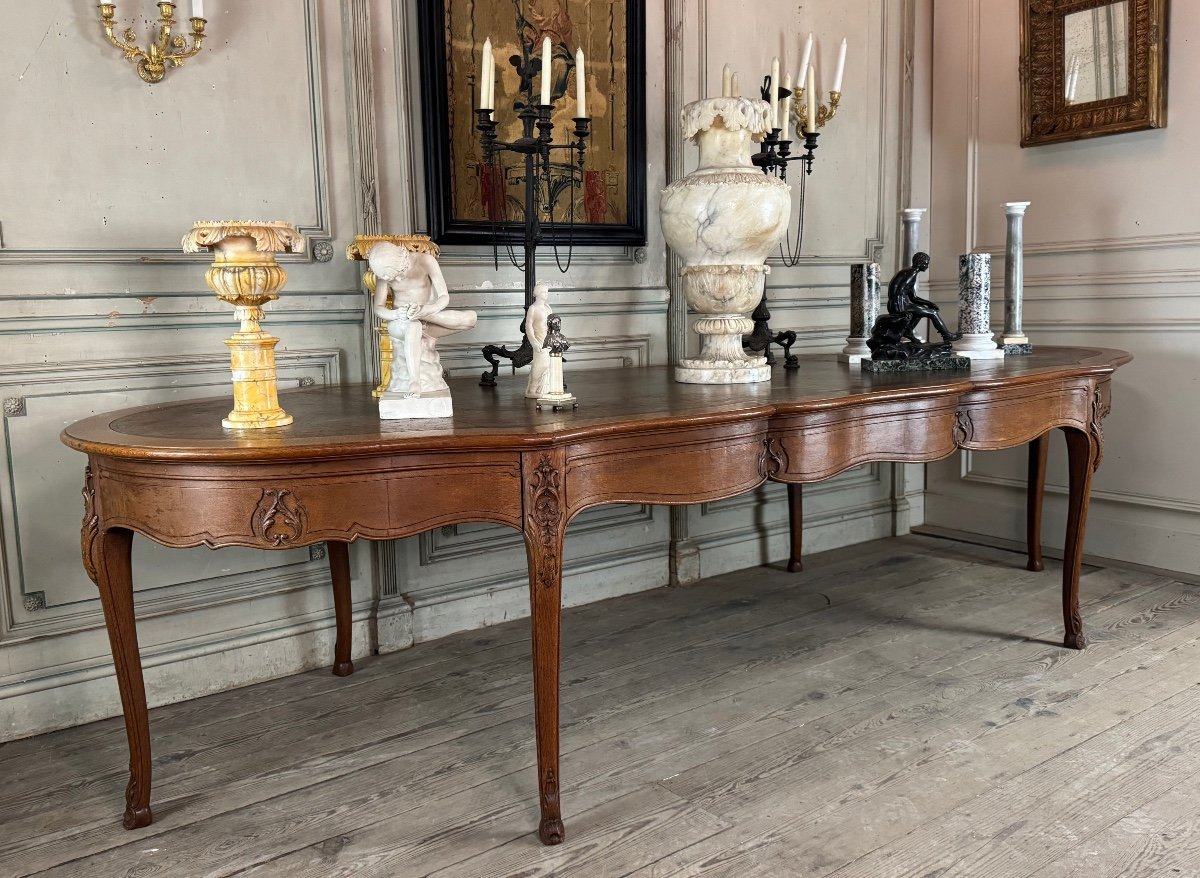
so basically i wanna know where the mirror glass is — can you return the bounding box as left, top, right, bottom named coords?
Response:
left=1063, top=1, right=1130, bottom=104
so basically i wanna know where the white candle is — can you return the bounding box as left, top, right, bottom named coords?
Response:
left=540, top=36, right=552, bottom=106
left=770, top=56, right=780, bottom=129
left=480, top=38, right=493, bottom=110
left=192, top=0, right=204, bottom=18
left=575, top=48, right=586, bottom=117
left=832, top=38, right=848, bottom=93
left=781, top=73, right=792, bottom=141
left=722, top=63, right=732, bottom=97
left=806, top=64, right=816, bottom=131
left=798, top=32, right=813, bottom=81
left=731, top=72, right=739, bottom=97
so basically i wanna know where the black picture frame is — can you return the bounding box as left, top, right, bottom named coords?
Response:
left=415, top=0, right=647, bottom=247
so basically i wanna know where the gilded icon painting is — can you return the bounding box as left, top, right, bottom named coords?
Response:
left=417, top=0, right=646, bottom=245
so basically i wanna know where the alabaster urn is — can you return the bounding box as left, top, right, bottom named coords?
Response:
left=660, top=97, right=791, bottom=384
left=182, top=220, right=304, bottom=429
left=346, top=234, right=441, bottom=399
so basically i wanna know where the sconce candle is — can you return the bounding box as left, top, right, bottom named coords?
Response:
left=731, top=72, right=739, bottom=97
left=192, top=0, right=203, bottom=19
left=722, top=63, right=732, bottom=97
left=806, top=65, right=816, bottom=131
left=832, top=38, right=848, bottom=93
left=798, top=32, right=813, bottom=82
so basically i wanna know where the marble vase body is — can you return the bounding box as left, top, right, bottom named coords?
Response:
left=839, top=262, right=880, bottom=365
left=953, top=252, right=1004, bottom=360
left=660, top=97, right=791, bottom=384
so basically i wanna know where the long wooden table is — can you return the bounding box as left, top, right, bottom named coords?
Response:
left=61, top=346, right=1131, bottom=844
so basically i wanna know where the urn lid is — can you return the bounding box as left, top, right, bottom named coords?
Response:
left=680, top=97, right=772, bottom=143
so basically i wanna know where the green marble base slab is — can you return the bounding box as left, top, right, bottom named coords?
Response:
left=861, top=356, right=971, bottom=372
left=1003, top=343, right=1034, bottom=355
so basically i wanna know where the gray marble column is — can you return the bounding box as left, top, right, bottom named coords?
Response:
left=839, top=263, right=880, bottom=365
left=1002, top=201, right=1032, bottom=352
left=901, top=209, right=927, bottom=341
left=952, top=252, right=1004, bottom=360
left=900, top=208, right=926, bottom=275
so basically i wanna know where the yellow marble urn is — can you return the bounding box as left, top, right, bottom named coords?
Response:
left=182, top=220, right=304, bottom=429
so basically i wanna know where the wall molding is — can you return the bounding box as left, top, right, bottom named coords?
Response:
left=973, top=230, right=1200, bottom=259
left=0, top=349, right=341, bottom=637
left=0, top=0, right=333, bottom=265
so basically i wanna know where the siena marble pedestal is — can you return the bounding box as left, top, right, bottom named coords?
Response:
left=379, top=390, right=452, bottom=419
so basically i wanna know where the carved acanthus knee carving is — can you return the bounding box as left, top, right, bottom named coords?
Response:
left=81, top=465, right=100, bottom=585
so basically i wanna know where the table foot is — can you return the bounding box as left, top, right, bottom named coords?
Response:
left=539, top=817, right=565, bottom=845
left=1063, top=631, right=1086, bottom=650
left=122, top=804, right=153, bottom=830
left=1026, top=559, right=1044, bottom=572
left=331, top=660, right=355, bottom=677
left=787, top=558, right=803, bottom=573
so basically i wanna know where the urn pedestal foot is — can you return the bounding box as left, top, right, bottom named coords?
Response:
left=675, top=359, right=771, bottom=384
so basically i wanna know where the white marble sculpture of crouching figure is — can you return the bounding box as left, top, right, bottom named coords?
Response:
left=368, top=242, right=478, bottom=419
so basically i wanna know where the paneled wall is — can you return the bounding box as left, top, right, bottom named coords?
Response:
left=925, top=0, right=1197, bottom=575
left=0, top=0, right=925, bottom=740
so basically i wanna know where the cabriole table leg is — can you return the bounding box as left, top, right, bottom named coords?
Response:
left=328, top=541, right=354, bottom=677
left=1061, top=426, right=1101, bottom=650
left=86, top=524, right=154, bottom=829
left=786, top=483, right=803, bottom=573
left=1027, top=433, right=1049, bottom=572
left=523, top=450, right=567, bottom=845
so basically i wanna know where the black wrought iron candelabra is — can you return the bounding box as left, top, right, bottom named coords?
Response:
left=475, top=103, right=591, bottom=386
left=742, top=78, right=827, bottom=370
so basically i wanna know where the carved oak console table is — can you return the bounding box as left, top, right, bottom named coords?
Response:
left=61, top=346, right=1130, bottom=845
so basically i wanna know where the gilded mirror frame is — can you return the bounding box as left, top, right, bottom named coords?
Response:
left=1021, top=0, right=1168, bottom=147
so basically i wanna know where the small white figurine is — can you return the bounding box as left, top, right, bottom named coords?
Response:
left=536, top=315, right=578, bottom=411
left=368, top=242, right=478, bottom=418
left=525, top=284, right=554, bottom=399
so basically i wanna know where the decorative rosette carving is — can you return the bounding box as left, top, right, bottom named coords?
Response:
left=181, top=221, right=305, bottom=255
left=680, top=97, right=772, bottom=143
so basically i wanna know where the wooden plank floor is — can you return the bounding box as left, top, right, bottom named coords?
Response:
left=3, top=534, right=1200, bottom=878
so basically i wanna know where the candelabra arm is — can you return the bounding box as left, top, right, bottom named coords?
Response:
left=817, top=91, right=842, bottom=128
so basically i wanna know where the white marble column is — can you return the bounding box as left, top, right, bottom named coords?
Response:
left=952, top=252, right=1004, bottom=360
left=1002, top=201, right=1032, bottom=352
left=839, top=262, right=880, bottom=365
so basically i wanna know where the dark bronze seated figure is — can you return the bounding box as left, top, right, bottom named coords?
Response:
left=867, top=252, right=961, bottom=360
